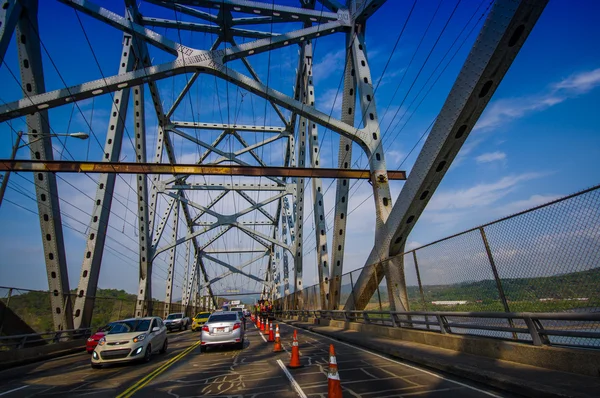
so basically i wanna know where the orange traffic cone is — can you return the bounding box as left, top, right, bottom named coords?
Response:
left=268, top=322, right=275, bottom=342
left=264, top=320, right=270, bottom=335
left=287, top=329, right=302, bottom=368
left=257, top=316, right=261, bottom=329
left=327, top=344, right=343, bottom=397
left=273, top=324, right=283, bottom=352
left=260, top=317, right=265, bottom=332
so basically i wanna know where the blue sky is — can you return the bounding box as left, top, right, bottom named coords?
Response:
left=0, top=0, right=599, bottom=300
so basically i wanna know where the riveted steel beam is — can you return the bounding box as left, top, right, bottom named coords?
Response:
left=346, top=0, right=549, bottom=311
left=171, top=121, right=286, bottom=132
left=303, top=39, right=330, bottom=309
left=329, top=30, right=356, bottom=310
left=72, top=31, right=135, bottom=329
left=163, top=198, right=179, bottom=317
left=145, top=0, right=219, bottom=24
left=172, top=0, right=343, bottom=24
left=142, top=17, right=277, bottom=40
left=0, top=0, right=21, bottom=66
left=16, top=0, right=72, bottom=331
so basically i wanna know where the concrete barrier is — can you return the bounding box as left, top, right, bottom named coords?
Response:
left=0, top=339, right=86, bottom=371
left=301, top=317, right=600, bottom=378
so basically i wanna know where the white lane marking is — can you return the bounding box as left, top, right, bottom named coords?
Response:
left=276, top=359, right=308, bottom=398
left=0, top=386, right=29, bottom=396
left=254, top=323, right=268, bottom=343
left=284, top=323, right=502, bottom=398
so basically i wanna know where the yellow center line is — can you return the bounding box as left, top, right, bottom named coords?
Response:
left=117, top=341, right=200, bottom=398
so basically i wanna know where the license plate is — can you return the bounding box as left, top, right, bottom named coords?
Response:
left=216, top=327, right=226, bottom=332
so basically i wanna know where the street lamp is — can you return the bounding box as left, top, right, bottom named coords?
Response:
left=0, top=131, right=89, bottom=207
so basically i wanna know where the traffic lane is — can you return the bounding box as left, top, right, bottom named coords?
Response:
left=278, top=323, right=508, bottom=398
left=132, top=321, right=299, bottom=397
left=0, top=330, right=198, bottom=397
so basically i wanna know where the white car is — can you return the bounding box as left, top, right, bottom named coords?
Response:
left=163, top=312, right=191, bottom=332
left=200, top=311, right=245, bottom=352
left=91, top=317, right=168, bottom=368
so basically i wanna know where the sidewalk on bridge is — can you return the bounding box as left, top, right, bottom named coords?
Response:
left=282, top=319, right=600, bottom=398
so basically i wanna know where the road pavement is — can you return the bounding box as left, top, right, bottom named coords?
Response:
left=0, top=321, right=511, bottom=397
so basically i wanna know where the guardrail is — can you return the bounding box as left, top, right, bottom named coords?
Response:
left=0, top=328, right=92, bottom=350
left=277, top=310, right=600, bottom=348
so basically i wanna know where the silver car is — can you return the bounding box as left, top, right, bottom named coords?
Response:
left=200, top=311, right=244, bottom=352
left=91, top=317, right=168, bottom=368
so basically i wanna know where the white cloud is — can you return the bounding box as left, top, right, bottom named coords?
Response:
left=553, top=68, right=600, bottom=92
left=497, top=194, right=561, bottom=215
left=426, top=172, right=546, bottom=212
left=475, top=67, right=600, bottom=131
left=386, top=149, right=405, bottom=165
left=475, top=151, right=506, bottom=164
left=313, top=49, right=345, bottom=84
left=406, top=241, right=422, bottom=250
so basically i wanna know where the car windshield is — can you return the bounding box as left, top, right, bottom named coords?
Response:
left=195, top=312, right=210, bottom=318
left=98, top=323, right=116, bottom=332
left=208, top=314, right=237, bottom=323
left=167, top=314, right=182, bottom=320
left=108, top=319, right=151, bottom=334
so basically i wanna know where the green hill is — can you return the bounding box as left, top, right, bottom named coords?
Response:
left=342, top=267, right=600, bottom=312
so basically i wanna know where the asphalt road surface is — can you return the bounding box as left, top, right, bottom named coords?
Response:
left=0, top=322, right=512, bottom=397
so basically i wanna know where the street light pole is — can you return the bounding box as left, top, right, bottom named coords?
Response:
left=0, top=131, right=88, bottom=207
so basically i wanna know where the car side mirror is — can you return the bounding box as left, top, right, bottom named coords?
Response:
left=152, top=326, right=160, bottom=332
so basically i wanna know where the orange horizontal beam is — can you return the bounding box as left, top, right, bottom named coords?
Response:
left=0, top=160, right=407, bottom=180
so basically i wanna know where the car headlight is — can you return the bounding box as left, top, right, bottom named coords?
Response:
left=87, top=337, right=94, bottom=342
left=98, top=337, right=106, bottom=346
left=133, top=334, right=147, bottom=343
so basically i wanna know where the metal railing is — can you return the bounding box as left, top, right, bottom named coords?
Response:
left=277, top=309, right=600, bottom=348
left=0, top=328, right=92, bottom=350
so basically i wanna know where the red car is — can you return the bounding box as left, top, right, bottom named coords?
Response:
left=86, top=323, right=116, bottom=354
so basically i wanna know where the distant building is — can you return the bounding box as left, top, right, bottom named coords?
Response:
left=431, top=300, right=468, bottom=305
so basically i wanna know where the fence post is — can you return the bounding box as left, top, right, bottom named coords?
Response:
left=479, top=227, right=517, bottom=339
left=349, top=271, right=357, bottom=310
left=374, top=264, right=383, bottom=312
left=412, top=251, right=429, bottom=330
left=0, top=288, right=13, bottom=335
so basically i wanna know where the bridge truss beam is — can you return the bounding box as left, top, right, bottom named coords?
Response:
left=346, top=0, right=549, bottom=311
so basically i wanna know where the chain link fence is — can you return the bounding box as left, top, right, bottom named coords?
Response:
left=282, top=184, right=600, bottom=346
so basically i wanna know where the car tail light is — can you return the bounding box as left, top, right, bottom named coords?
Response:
left=202, top=325, right=209, bottom=332
left=233, top=323, right=241, bottom=330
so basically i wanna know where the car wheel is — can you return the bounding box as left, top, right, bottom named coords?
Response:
left=143, top=345, right=152, bottom=362
left=160, top=339, right=168, bottom=354
left=200, top=345, right=206, bottom=353
left=91, top=363, right=102, bottom=369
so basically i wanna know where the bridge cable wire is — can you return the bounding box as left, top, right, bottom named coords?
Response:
left=301, top=0, right=479, bottom=255
left=303, top=0, right=492, bottom=257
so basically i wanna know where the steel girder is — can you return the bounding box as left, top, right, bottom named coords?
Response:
left=303, top=39, right=331, bottom=309
left=163, top=197, right=180, bottom=318
left=345, top=0, right=549, bottom=311
left=72, top=30, right=136, bottom=329
left=15, top=0, right=73, bottom=331
left=329, top=29, right=356, bottom=310
left=0, top=0, right=21, bottom=67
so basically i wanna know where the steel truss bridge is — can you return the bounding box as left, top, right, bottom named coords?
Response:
left=0, top=0, right=548, bottom=334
